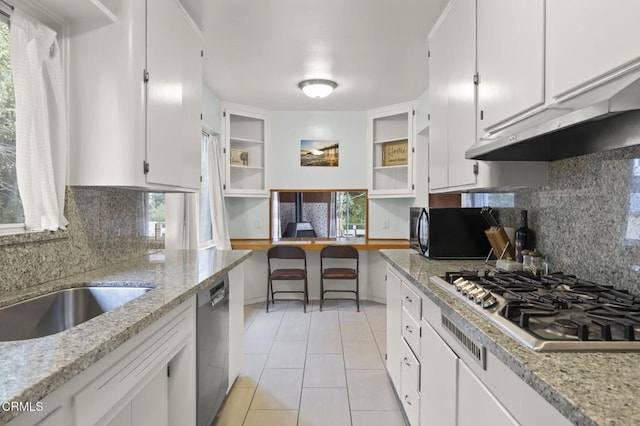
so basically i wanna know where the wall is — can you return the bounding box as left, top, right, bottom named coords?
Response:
left=203, top=84, right=222, bottom=136
left=0, top=187, right=158, bottom=293
left=499, top=144, right=640, bottom=291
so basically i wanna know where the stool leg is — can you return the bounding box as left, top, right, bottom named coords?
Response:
left=319, top=274, right=324, bottom=312
left=356, top=276, right=360, bottom=312
left=303, top=275, right=307, bottom=313
left=266, top=277, right=271, bottom=313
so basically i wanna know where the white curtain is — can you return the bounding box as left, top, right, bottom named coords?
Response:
left=10, top=8, right=68, bottom=231
left=165, top=193, right=198, bottom=250
left=207, top=134, right=231, bottom=249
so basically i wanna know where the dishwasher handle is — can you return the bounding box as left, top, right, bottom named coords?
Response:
left=209, top=281, right=227, bottom=308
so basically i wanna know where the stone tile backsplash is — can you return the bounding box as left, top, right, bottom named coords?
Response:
left=501, top=144, right=640, bottom=292
left=0, top=187, right=158, bottom=293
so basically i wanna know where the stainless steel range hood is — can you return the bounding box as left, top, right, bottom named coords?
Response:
left=466, top=71, right=640, bottom=161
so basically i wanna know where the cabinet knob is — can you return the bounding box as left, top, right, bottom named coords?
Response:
left=404, top=395, right=413, bottom=406
left=405, top=296, right=413, bottom=303
left=405, top=325, right=413, bottom=333
left=403, top=357, right=411, bottom=367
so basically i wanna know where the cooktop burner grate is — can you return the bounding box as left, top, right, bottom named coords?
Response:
left=432, top=269, right=640, bottom=351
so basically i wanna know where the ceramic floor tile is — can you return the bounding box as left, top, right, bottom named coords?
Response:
left=243, top=333, right=276, bottom=355
left=303, top=354, right=346, bottom=387
left=365, top=313, right=386, bottom=332
left=298, top=388, right=351, bottom=426
left=346, top=370, right=400, bottom=411
left=235, top=353, right=268, bottom=388
left=362, top=301, right=387, bottom=315
left=276, top=312, right=311, bottom=341
left=338, top=309, right=368, bottom=322
left=309, top=310, right=340, bottom=331
left=351, top=410, right=406, bottom=426
left=250, top=368, right=304, bottom=410
left=340, top=321, right=374, bottom=342
left=216, top=387, right=255, bottom=426
left=265, top=341, right=307, bottom=368
left=307, top=329, right=343, bottom=354
left=373, top=330, right=386, bottom=358
left=318, top=299, right=353, bottom=312
left=343, top=340, right=384, bottom=370
left=243, top=410, right=298, bottom=426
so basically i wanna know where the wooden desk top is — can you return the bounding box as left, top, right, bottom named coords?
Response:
left=230, top=238, right=410, bottom=251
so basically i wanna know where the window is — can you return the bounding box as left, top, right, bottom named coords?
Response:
left=625, top=158, right=640, bottom=245
left=270, top=190, right=368, bottom=239
left=0, top=16, right=23, bottom=232
left=199, top=132, right=214, bottom=247
left=145, top=193, right=165, bottom=240
left=462, top=192, right=515, bottom=208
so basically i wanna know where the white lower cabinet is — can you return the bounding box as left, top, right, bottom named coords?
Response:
left=385, top=263, right=572, bottom=426
left=458, top=362, right=517, bottom=426
left=9, top=299, right=197, bottom=426
left=420, top=319, right=457, bottom=426
left=386, top=268, right=403, bottom=393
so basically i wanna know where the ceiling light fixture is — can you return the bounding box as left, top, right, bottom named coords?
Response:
left=298, top=79, right=337, bottom=99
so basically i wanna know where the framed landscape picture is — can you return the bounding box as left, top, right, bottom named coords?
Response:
left=300, top=140, right=339, bottom=167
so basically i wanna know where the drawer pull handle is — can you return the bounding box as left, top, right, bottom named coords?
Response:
left=403, top=357, right=411, bottom=367
left=404, top=395, right=412, bottom=406
left=405, top=325, right=413, bottom=333
left=405, top=296, right=413, bottom=303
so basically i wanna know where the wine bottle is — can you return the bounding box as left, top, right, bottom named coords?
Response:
left=514, top=210, right=530, bottom=263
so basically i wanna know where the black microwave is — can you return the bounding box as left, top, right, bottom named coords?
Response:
left=410, top=207, right=490, bottom=259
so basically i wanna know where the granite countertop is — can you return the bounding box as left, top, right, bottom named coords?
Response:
left=0, top=248, right=252, bottom=424
left=381, top=249, right=639, bottom=426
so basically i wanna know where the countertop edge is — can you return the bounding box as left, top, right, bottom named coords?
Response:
left=379, top=249, right=595, bottom=426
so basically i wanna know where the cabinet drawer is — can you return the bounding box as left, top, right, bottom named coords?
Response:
left=401, top=337, right=421, bottom=391
left=402, top=282, right=422, bottom=322
left=401, top=369, right=420, bottom=426
left=402, top=307, right=421, bottom=358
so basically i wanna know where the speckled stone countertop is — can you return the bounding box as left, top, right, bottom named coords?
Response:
left=0, top=248, right=252, bottom=425
left=381, top=249, right=639, bottom=426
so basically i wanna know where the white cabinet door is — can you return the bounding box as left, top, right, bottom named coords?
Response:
left=446, top=0, right=477, bottom=189
left=427, top=13, right=449, bottom=191
left=420, top=319, right=457, bottom=426
left=131, top=367, right=169, bottom=426
left=146, top=0, right=202, bottom=190
left=458, top=361, right=518, bottom=426
left=477, top=0, right=544, bottom=133
left=385, top=268, right=403, bottom=393
left=547, top=0, right=640, bottom=99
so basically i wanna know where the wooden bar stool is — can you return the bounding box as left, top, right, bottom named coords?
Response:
left=266, top=246, right=309, bottom=313
left=320, top=245, right=359, bottom=311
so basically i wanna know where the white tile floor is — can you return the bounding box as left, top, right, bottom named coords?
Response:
left=216, top=300, right=406, bottom=426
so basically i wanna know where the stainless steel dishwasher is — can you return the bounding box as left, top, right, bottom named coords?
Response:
left=196, top=275, right=229, bottom=426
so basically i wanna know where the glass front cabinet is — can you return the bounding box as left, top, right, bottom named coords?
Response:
left=223, top=107, right=269, bottom=197
left=367, top=102, right=416, bottom=198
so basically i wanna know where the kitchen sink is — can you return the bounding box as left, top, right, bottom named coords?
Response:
left=0, top=286, right=154, bottom=342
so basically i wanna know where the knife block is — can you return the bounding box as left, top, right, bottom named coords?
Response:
left=485, top=227, right=516, bottom=260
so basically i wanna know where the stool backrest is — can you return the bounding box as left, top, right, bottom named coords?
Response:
left=267, top=246, right=307, bottom=272
left=320, top=245, right=358, bottom=260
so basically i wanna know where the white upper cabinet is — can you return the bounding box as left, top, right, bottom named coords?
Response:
left=428, top=0, right=477, bottom=191
left=69, top=0, right=202, bottom=191
left=428, top=0, right=547, bottom=193
left=367, top=103, right=415, bottom=198
left=476, top=0, right=545, bottom=134
left=223, top=106, right=269, bottom=197
left=547, top=0, right=640, bottom=100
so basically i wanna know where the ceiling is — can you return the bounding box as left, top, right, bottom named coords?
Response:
left=198, top=0, right=449, bottom=111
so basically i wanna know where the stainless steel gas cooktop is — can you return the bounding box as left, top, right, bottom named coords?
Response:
left=431, top=270, right=640, bottom=351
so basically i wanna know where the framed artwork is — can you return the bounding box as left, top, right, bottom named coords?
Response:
left=231, top=149, right=249, bottom=166
left=300, top=140, right=339, bottom=167
left=382, top=139, right=408, bottom=166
